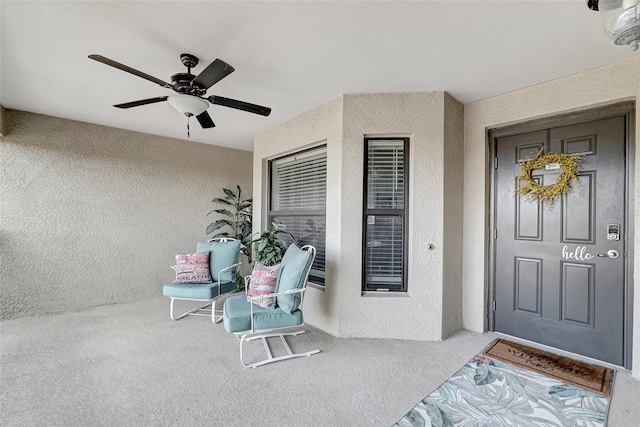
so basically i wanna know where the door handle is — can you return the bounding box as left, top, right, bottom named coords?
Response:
left=597, top=250, right=620, bottom=259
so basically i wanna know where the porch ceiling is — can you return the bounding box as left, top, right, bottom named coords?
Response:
left=0, top=1, right=635, bottom=151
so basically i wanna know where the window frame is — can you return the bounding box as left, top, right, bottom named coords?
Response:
left=267, top=145, right=327, bottom=285
left=361, top=137, right=409, bottom=292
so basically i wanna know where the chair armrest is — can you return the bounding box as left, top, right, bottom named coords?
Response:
left=243, top=275, right=252, bottom=295
left=247, top=287, right=305, bottom=303
left=217, top=262, right=242, bottom=284
left=247, top=288, right=307, bottom=332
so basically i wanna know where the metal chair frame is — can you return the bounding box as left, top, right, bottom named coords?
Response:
left=229, top=245, right=319, bottom=368
left=167, top=237, right=241, bottom=323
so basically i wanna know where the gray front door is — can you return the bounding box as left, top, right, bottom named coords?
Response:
left=494, top=116, right=626, bottom=366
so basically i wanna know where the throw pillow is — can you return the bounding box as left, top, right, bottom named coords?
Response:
left=247, top=263, right=281, bottom=308
left=275, top=244, right=313, bottom=314
left=196, top=240, right=241, bottom=283
left=173, top=252, right=213, bottom=284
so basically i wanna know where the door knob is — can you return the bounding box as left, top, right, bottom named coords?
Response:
left=597, top=249, right=620, bottom=259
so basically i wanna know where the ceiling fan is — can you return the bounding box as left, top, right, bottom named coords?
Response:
left=88, top=53, right=271, bottom=134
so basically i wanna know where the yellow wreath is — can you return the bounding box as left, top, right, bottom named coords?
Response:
left=515, top=150, right=583, bottom=205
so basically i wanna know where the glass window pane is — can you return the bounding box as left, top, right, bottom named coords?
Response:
left=363, top=138, right=408, bottom=292
left=269, top=145, right=327, bottom=285
left=365, top=215, right=403, bottom=289
left=272, top=150, right=327, bottom=212
left=367, top=140, right=405, bottom=210
left=271, top=215, right=326, bottom=282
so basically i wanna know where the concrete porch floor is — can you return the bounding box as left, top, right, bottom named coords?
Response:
left=1, top=296, right=638, bottom=426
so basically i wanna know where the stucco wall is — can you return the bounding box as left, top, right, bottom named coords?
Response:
left=463, top=56, right=640, bottom=378
left=442, top=93, right=465, bottom=338
left=254, top=91, right=464, bottom=340
left=0, top=110, right=252, bottom=319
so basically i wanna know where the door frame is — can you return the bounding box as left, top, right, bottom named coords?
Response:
left=487, top=101, right=636, bottom=369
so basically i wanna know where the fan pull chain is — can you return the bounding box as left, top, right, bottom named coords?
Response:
left=187, top=116, right=190, bottom=138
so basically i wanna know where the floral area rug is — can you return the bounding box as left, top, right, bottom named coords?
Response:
left=393, top=342, right=614, bottom=426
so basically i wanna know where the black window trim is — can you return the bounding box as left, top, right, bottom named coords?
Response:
left=362, top=137, right=410, bottom=292
left=267, top=144, right=327, bottom=285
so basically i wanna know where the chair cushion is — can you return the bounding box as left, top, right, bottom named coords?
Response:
left=163, top=280, right=236, bottom=299
left=223, top=294, right=303, bottom=333
left=275, top=245, right=313, bottom=314
left=196, top=240, right=241, bottom=283
left=173, top=252, right=213, bottom=283
left=247, top=263, right=281, bottom=308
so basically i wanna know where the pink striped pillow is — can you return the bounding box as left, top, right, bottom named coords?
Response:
left=173, top=252, right=213, bottom=284
left=247, top=263, right=281, bottom=308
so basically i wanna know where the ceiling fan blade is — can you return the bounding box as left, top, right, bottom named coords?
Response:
left=192, top=59, right=235, bottom=89
left=196, top=111, right=215, bottom=128
left=113, top=96, right=168, bottom=109
left=207, top=95, right=271, bottom=116
left=88, top=54, right=172, bottom=88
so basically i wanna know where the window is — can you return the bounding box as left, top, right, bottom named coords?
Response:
left=269, top=146, right=327, bottom=284
left=362, top=138, right=408, bottom=292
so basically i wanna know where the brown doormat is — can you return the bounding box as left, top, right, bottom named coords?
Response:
left=482, top=338, right=614, bottom=396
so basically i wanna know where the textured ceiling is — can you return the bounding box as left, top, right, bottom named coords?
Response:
left=0, top=1, right=635, bottom=151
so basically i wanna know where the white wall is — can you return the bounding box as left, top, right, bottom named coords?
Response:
left=0, top=110, right=253, bottom=319
left=463, top=56, right=640, bottom=379
left=254, top=92, right=464, bottom=340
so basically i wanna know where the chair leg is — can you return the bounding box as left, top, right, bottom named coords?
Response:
left=169, top=298, right=213, bottom=321
left=238, top=330, right=320, bottom=368
left=211, top=298, right=224, bottom=323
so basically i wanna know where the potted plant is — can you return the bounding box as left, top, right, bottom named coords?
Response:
left=206, top=185, right=252, bottom=290
left=250, top=221, right=296, bottom=266
left=246, top=221, right=297, bottom=307
left=206, top=185, right=252, bottom=259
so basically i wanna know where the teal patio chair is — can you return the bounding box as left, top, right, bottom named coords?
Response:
left=223, top=244, right=319, bottom=368
left=163, top=238, right=241, bottom=323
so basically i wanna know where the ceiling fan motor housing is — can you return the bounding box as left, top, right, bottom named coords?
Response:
left=171, top=73, right=207, bottom=96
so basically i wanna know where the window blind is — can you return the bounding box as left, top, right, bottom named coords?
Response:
left=367, top=140, right=405, bottom=210
left=269, top=146, right=327, bottom=284
left=272, top=150, right=327, bottom=212
left=363, top=139, right=408, bottom=292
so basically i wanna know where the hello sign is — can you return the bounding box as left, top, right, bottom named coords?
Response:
left=561, top=245, right=594, bottom=261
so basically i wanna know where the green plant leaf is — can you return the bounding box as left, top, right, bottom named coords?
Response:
left=209, top=218, right=232, bottom=228
left=207, top=185, right=253, bottom=247
left=223, top=187, right=236, bottom=198
left=240, top=228, right=252, bottom=240
left=206, top=220, right=232, bottom=235
left=212, top=197, right=233, bottom=206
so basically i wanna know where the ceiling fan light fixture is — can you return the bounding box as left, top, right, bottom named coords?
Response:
left=588, top=0, right=640, bottom=51
left=167, top=94, right=209, bottom=117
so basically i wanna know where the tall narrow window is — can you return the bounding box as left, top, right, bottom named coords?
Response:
left=363, top=138, right=409, bottom=292
left=269, top=145, right=327, bottom=284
